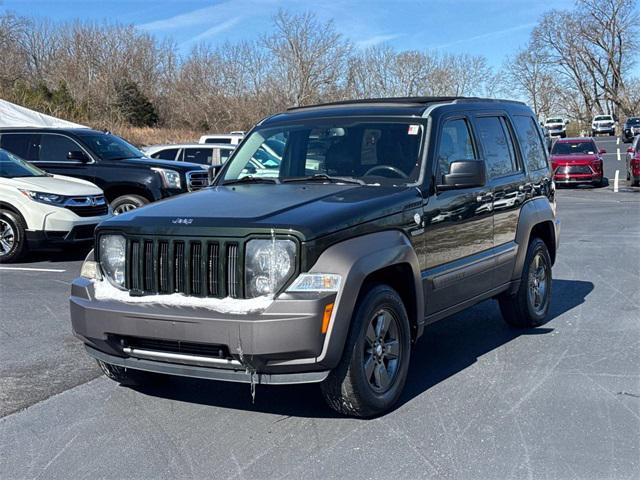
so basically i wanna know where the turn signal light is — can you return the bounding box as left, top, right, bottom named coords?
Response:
left=321, top=303, right=334, bottom=334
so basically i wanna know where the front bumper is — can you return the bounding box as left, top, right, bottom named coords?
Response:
left=26, top=223, right=101, bottom=248
left=70, top=277, right=337, bottom=382
left=592, top=125, right=615, bottom=134
left=553, top=173, right=601, bottom=184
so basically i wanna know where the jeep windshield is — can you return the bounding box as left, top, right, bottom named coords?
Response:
left=0, top=149, right=48, bottom=178
left=76, top=132, right=145, bottom=160
left=221, top=121, right=424, bottom=186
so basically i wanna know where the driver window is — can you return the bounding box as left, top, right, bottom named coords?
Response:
left=437, top=119, right=475, bottom=177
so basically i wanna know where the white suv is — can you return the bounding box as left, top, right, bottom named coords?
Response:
left=0, top=149, right=110, bottom=262
left=544, top=117, right=568, bottom=138
left=591, top=114, right=616, bottom=136
left=198, top=133, right=244, bottom=145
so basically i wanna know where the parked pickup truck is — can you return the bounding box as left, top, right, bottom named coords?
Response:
left=0, top=128, right=209, bottom=214
left=71, top=97, right=560, bottom=417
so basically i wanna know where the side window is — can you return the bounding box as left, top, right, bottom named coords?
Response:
left=38, top=134, right=83, bottom=162
left=436, top=119, right=476, bottom=176
left=183, top=148, right=212, bottom=165
left=475, top=116, right=518, bottom=178
left=151, top=148, right=179, bottom=160
left=512, top=115, right=549, bottom=172
left=220, top=149, right=232, bottom=163
left=0, top=134, right=36, bottom=160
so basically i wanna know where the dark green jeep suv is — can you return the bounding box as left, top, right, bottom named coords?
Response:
left=70, top=97, right=560, bottom=417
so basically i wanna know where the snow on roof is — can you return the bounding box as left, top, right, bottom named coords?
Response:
left=0, top=99, right=88, bottom=129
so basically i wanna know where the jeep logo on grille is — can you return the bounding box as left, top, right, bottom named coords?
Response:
left=171, top=218, right=194, bottom=224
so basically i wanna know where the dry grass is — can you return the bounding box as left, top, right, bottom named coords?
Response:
left=87, top=123, right=206, bottom=147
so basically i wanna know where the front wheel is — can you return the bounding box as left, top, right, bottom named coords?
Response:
left=0, top=210, right=27, bottom=263
left=321, top=284, right=411, bottom=417
left=499, top=238, right=552, bottom=328
left=111, top=194, right=149, bottom=215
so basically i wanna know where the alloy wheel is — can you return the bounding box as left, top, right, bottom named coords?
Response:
left=363, top=308, right=402, bottom=393
left=528, top=252, right=550, bottom=315
left=113, top=203, right=138, bottom=215
left=0, top=219, right=15, bottom=256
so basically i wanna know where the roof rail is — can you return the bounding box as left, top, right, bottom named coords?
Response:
left=286, top=96, right=525, bottom=110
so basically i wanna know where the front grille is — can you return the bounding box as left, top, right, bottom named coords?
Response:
left=125, top=236, right=242, bottom=298
left=66, top=204, right=109, bottom=217
left=186, top=171, right=209, bottom=191
left=556, top=165, right=593, bottom=175
left=116, top=336, right=231, bottom=359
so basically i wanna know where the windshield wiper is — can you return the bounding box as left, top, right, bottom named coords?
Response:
left=223, top=176, right=280, bottom=185
left=282, top=174, right=365, bottom=185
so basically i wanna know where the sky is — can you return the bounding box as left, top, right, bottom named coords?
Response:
left=0, top=0, right=580, bottom=70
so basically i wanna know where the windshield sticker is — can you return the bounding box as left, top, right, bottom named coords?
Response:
left=408, top=125, right=420, bottom=135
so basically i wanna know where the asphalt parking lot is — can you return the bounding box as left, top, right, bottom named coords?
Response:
left=1, top=136, right=638, bottom=479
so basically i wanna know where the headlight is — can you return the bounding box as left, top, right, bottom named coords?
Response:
left=245, top=239, right=296, bottom=298
left=19, top=190, right=66, bottom=205
left=99, top=234, right=126, bottom=288
left=152, top=167, right=182, bottom=189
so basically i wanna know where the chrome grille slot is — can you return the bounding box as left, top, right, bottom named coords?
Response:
left=130, top=240, right=141, bottom=291
left=208, top=243, right=219, bottom=296
left=158, top=241, right=169, bottom=293
left=174, top=242, right=185, bottom=293
left=227, top=244, right=238, bottom=298
left=190, top=242, right=202, bottom=295
left=143, top=241, right=154, bottom=291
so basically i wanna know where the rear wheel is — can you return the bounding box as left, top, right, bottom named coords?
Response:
left=0, top=210, right=26, bottom=263
left=111, top=194, right=149, bottom=215
left=321, top=284, right=411, bottom=417
left=499, top=238, right=552, bottom=328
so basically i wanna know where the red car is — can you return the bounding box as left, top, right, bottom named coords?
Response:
left=627, top=135, right=640, bottom=187
left=550, top=137, right=605, bottom=187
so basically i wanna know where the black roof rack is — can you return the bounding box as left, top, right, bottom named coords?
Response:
left=286, top=96, right=524, bottom=111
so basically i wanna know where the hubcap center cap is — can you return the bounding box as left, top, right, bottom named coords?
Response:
left=375, top=344, right=383, bottom=357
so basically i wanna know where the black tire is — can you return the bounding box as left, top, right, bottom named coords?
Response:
left=609, top=131, right=615, bottom=136
left=111, top=194, right=149, bottom=215
left=499, top=238, right=552, bottom=328
left=0, top=210, right=27, bottom=263
left=593, top=176, right=605, bottom=187
left=321, top=284, right=411, bottom=418
left=97, top=359, right=163, bottom=386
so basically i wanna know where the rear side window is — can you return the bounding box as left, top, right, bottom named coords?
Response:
left=151, top=148, right=179, bottom=160
left=38, top=134, right=82, bottom=162
left=436, top=119, right=476, bottom=176
left=0, top=134, right=34, bottom=160
left=512, top=116, right=549, bottom=172
left=205, top=138, right=231, bottom=144
left=183, top=147, right=212, bottom=164
left=475, top=116, right=518, bottom=179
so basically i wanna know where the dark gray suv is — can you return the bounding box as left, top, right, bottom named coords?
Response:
left=70, top=97, right=560, bottom=417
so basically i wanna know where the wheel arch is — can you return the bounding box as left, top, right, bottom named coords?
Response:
left=307, top=230, right=424, bottom=370
left=103, top=184, right=155, bottom=204
left=0, top=201, right=28, bottom=227
left=510, top=198, right=559, bottom=293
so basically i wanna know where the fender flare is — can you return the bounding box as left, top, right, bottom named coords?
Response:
left=510, top=198, right=559, bottom=290
left=307, top=229, right=423, bottom=369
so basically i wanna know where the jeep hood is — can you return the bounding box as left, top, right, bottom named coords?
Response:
left=100, top=184, right=420, bottom=240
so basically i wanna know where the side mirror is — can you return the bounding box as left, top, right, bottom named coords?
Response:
left=438, top=160, right=486, bottom=190
left=599, top=149, right=606, bottom=154
left=207, top=164, right=222, bottom=184
left=67, top=150, right=89, bottom=162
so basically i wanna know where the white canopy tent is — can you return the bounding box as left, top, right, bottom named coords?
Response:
left=0, top=99, right=88, bottom=128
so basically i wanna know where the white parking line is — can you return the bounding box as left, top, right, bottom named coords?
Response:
left=617, top=137, right=620, bottom=145
left=617, top=148, right=621, bottom=161
left=614, top=170, right=619, bottom=192
left=0, top=267, right=66, bottom=273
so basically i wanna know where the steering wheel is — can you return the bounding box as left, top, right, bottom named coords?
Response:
left=364, top=165, right=409, bottom=179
